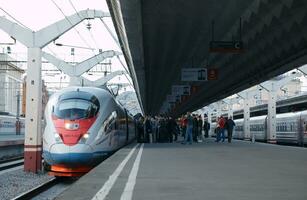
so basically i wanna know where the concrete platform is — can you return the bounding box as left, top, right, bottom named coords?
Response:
left=56, top=139, right=307, bottom=200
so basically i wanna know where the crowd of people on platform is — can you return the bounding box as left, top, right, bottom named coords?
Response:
left=136, top=115, right=180, bottom=143
left=136, top=113, right=235, bottom=144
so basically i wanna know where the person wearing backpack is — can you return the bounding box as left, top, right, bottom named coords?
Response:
left=226, top=116, right=236, bottom=143
left=203, top=119, right=210, bottom=138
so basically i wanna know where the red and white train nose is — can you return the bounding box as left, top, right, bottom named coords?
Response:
left=52, top=116, right=97, bottom=146
left=44, top=90, right=101, bottom=176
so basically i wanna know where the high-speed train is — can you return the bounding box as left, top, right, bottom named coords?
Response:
left=43, top=87, right=136, bottom=177
left=210, top=111, right=307, bottom=145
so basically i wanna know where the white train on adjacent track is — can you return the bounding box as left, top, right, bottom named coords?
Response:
left=0, top=115, right=25, bottom=136
left=210, top=111, right=307, bottom=145
left=43, top=87, right=136, bottom=177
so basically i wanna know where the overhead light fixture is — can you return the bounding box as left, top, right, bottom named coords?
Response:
left=54, top=42, right=95, bottom=50
left=7, top=46, right=11, bottom=54
left=86, top=21, right=91, bottom=30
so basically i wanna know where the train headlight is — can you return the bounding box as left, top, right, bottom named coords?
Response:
left=65, top=123, right=70, bottom=130
left=79, top=132, right=90, bottom=144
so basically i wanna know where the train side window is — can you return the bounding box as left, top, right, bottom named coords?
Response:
left=304, top=122, right=307, bottom=132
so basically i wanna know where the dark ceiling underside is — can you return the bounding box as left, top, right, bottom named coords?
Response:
left=110, top=0, right=307, bottom=116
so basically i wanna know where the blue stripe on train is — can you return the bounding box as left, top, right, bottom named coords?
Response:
left=43, top=150, right=113, bottom=165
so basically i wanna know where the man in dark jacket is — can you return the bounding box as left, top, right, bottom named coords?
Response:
left=192, top=115, right=198, bottom=142
left=144, top=116, right=152, bottom=143
left=203, top=119, right=210, bottom=138
left=166, top=117, right=173, bottom=143
left=226, top=116, right=236, bottom=143
left=197, top=115, right=203, bottom=142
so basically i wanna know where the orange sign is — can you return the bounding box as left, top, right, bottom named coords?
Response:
left=207, top=69, right=218, bottom=80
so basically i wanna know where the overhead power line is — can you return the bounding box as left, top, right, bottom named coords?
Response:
left=0, top=7, right=31, bottom=31
left=50, top=0, right=95, bottom=54
left=68, top=0, right=99, bottom=50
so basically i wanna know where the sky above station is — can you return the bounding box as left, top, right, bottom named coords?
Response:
left=0, top=0, right=132, bottom=91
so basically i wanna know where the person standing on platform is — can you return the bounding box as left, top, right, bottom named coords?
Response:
left=192, top=114, right=198, bottom=142
left=182, top=112, right=193, bottom=145
left=226, top=116, right=236, bottom=143
left=144, top=116, right=152, bottom=143
left=217, top=116, right=226, bottom=142
left=137, top=117, right=144, bottom=142
left=180, top=115, right=187, bottom=139
left=152, top=116, right=158, bottom=143
left=197, top=115, right=203, bottom=142
left=159, top=116, right=168, bottom=142
left=170, top=117, right=179, bottom=142
left=203, top=118, right=210, bottom=138
left=166, top=117, right=173, bottom=143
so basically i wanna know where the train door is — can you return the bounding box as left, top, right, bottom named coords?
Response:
left=125, top=109, right=129, bottom=142
left=299, top=113, right=307, bottom=146
left=264, top=116, right=268, bottom=142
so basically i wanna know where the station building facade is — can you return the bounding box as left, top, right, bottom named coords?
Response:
left=0, top=53, right=24, bottom=115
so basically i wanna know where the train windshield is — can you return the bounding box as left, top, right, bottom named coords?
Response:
left=54, top=99, right=99, bottom=120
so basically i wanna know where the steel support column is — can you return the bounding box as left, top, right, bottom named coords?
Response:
left=24, top=48, right=42, bottom=172
left=69, top=76, right=80, bottom=86
left=243, top=95, right=250, bottom=141
left=208, top=111, right=213, bottom=136
left=207, top=110, right=212, bottom=124
left=228, top=104, right=233, bottom=118
left=267, top=90, right=277, bottom=143
left=216, top=101, right=222, bottom=118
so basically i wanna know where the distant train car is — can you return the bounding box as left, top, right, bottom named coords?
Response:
left=0, top=115, right=25, bottom=136
left=210, top=111, right=307, bottom=145
left=43, top=87, right=136, bottom=177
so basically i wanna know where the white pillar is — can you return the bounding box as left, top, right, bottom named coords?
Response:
left=243, top=94, right=250, bottom=141
left=267, top=90, right=277, bottom=143
left=24, top=47, right=42, bottom=172
left=207, top=110, right=212, bottom=124
left=216, top=101, right=222, bottom=118
left=69, top=76, right=80, bottom=86
left=228, top=103, right=233, bottom=118
left=207, top=110, right=212, bottom=136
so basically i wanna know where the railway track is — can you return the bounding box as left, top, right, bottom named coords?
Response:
left=0, top=157, right=24, bottom=171
left=0, top=156, right=77, bottom=199
left=0, top=156, right=24, bottom=164
left=12, top=178, right=59, bottom=200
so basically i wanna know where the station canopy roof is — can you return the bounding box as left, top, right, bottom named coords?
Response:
left=108, top=0, right=307, bottom=116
